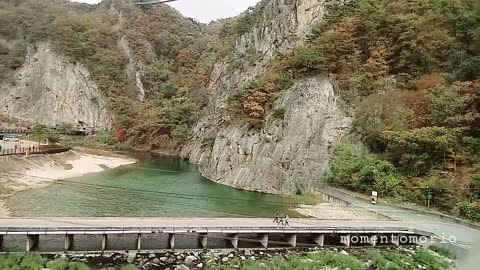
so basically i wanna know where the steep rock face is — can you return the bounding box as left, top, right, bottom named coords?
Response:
left=182, top=0, right=352, bottom=193
left=236, top=0, right=327, bottom=59
left=183, top=77, right=351, bottom=193
left=209, top=0, right=328, bottom=106
left=111, top=1, right=147, bottom=102
left=0, top=42, right=110, bottom=131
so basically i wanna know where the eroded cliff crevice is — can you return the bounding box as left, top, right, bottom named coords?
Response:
left=0, top=42, right=111, bottom=132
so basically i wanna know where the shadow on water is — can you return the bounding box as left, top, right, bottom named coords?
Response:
left=6, top=152, right=294, bottom=217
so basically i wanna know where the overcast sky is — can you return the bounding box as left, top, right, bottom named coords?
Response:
left=71, top=0, right=261, bottom=23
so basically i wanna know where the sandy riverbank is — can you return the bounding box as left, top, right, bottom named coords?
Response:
left=0, top=149, right=137, bottom=216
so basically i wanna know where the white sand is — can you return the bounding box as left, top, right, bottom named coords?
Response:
left=24, top=151, right=136, bottom=181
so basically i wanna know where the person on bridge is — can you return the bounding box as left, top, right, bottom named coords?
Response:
left=279, top=213, right=286, bottom=226
left=273, top=210, right=280, bottom=224
left=284, top=214, right=290, bottom=226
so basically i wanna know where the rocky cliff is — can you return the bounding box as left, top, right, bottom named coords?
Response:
left=0, top=42, right=110, bottom=131
left=181, top=0, right=352, bottom=194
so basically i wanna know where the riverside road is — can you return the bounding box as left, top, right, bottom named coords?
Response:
left=319, top=188, right=480, bottom=250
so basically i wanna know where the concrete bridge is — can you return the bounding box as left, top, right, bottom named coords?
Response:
left=0, top=218, right=433, bottom=253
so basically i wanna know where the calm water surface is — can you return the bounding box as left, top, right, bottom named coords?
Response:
left=7, top=154, right=293, bottom=217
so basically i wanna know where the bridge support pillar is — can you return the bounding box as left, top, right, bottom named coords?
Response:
left=284, top=233, right=297, bottom=247
left=368, top=235, right=378, bottom=247
left=198, top=233, right=208, bottom=249
left=136, top=234, right=142, bottom=250
left=311, top=234, right=324, bottom=246
left=168, top=233, right=175, bottom=250
left=227, top=234, right=238, bottom=249
left=64, top=234, right=74, bottom=251
left=26, top=235, right=39, bottom=252
left=340, top=234, right=351, bottom=247
left=101, top=234, right=108, bottom=252
left=258, top=233, right=268, bottom=248
left=391, top=234, right=400, bottom=246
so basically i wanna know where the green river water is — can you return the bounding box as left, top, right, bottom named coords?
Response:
left=6, top=154, right=294, bottom=217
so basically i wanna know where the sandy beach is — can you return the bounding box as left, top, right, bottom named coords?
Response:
left=0, top=150, right=137, bottom=216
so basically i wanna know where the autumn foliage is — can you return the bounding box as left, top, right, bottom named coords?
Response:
left=115, top=126, right=127, bottom=142
left=243, top=91, right=269, bottom=118
left=416, top=74, right=446, bottom=91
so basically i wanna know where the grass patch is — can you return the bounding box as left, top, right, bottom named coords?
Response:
left=367, top=250, right=415, bottom=270
left=208, top=249, right=454, bottom=270
left=0, top=254, right=90, bottom=270
left=0, top=253, right=46, bottom=270
left=288, top=194, right=321, bottom=205
left=214, top=252, right=366, bottom=270
left=121, top=265, right=138, bottom=270
left=428, top=245, right=456, bottom=259
left=414, top=250, right=450, bottom=270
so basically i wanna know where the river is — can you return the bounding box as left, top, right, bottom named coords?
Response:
left=6, top=154, right=294, bottom=217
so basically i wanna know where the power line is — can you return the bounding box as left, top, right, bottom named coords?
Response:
left=0, top=172, right=294, bottom=206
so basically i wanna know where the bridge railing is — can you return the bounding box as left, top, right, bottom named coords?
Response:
left=0, top=146, right=71, bottom=157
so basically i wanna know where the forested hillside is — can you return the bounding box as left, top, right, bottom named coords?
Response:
left=1, top=0, right=235, bottom=149
left=300, top=0, right=479, bottom=219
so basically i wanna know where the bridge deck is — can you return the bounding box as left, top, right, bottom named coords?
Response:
left=0, top=217, right=408, bottom=227
left=0, top=218, right=423, bottom=233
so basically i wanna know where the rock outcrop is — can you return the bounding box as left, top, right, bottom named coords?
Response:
left=0, top=42, right=110, bottom=132
left=182, top=0, right=352, bottom=193
left=183, top=77, right=351, bottom=193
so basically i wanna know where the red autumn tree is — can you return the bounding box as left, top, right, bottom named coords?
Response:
left=116, top=126, right=127, bottom=142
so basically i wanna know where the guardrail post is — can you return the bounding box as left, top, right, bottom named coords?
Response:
left=136, top=233, right=142, bottom=250
left=258, top=233, right=268, bottom=248
left=101, top=234, right=108, bottom=252
left=284, top=233, right=297, bottom=247
left=26, top=235, right=39, bottom=251
left=198, top=233, right=208, bottom=249
left=64, top=234, right=74, bottom=251
left=168, top=233, right=175, bottom=250
left=0, top=235, right=3, bottom=250
left=227, top=233, right=238, bottom=249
